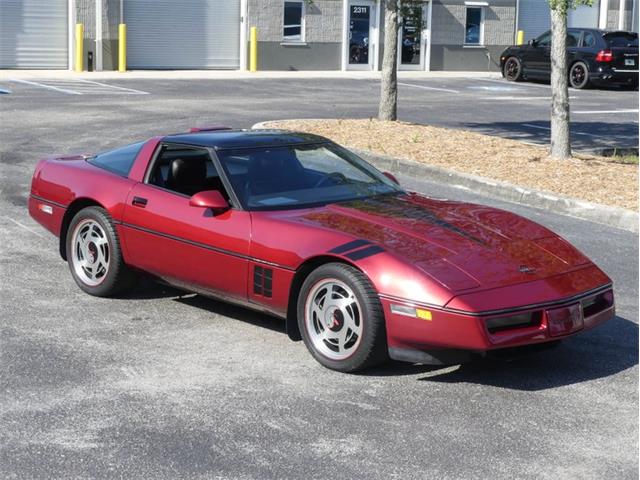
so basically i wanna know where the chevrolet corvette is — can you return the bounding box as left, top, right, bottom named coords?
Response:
left=28, top=127, right=615, bottom=372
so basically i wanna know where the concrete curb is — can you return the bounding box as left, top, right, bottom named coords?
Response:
left=252, top=121, right=639, bottom=233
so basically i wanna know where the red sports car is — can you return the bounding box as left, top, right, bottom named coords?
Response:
left=28, top=127, right=615, bottom=372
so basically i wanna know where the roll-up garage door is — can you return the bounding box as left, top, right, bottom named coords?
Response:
left=125, top=0, right=241, bottom=69
left=0, top=0, right=68, bottom=68
left=517, top=0, right=551, bottom=41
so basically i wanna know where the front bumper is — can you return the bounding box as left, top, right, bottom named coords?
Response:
left=381, top=286, right=614, bottom=365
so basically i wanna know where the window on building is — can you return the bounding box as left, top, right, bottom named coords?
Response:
left=464, top=7, right=484, bottom=45
left=283, top=1, right=305, bottom=42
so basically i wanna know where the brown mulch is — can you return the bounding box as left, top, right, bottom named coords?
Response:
left=263, top=119, right=638, bottom=211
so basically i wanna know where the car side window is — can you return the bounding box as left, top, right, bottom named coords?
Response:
left=536, top=32, right=551, bottom=47
left=582, top=31, right=596, bottom=47
left=147, top=144, right=229, bottom=199
left=567, top=31, right=581, bottom=47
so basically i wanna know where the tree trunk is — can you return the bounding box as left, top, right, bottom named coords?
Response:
left=549, top=6, right=571, bottom=159
left=379, top=0, right=399, bottom=121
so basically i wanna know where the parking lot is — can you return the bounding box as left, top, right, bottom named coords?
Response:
left=0, top=74, right=638, bottom=478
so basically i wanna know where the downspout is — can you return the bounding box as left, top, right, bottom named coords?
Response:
left=599, top=0, right=609, bottom=29
left=514, top=0, right=520, bottom=43
left=618, top=0, right=626, bottom=30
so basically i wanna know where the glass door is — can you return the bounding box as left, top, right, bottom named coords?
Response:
left=398, top=1, right=428, bottom=70
left=347, top=1, right=375, bottom=70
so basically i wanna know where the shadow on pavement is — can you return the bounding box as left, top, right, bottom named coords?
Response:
left=462, top=120, right=638, bottom=150
left=122, top=280, right=637, bottom=390
left=371, top=315, right=637, bottom=391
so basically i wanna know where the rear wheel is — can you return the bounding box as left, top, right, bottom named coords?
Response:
left=503, top=56, right=523, bottom=82
left=297, top=263, right=387, bottom=372
left=66, top=206, right=134, bottom=297
left=569, top=61, right=590, bottom=89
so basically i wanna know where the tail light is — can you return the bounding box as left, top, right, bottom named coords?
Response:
left=595, top=50, right=614, bottom=62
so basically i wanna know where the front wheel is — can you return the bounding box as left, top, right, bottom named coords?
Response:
left=66, top=206, right=135, bottom=297
left=297, top=263, right=388, bottom=372
left=569, top=61, right=590, bottom=89
left=503, top=57, right=523, bottom=82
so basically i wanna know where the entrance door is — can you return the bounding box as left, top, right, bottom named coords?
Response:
left=398, top=2, right=428, bottom=70
left=347, top=1, right=375, bottom=70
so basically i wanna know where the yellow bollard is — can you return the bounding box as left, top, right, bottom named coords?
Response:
left=249, top=27, right=258, bottom=72
left=118, top=24, right=127, bottom=72
left=517, top=30, right=525, bottom=46
left=74, top=23, right=84, bottom=72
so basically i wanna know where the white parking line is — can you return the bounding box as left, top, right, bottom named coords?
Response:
left=9, top=78, right=149, bottom=95
left=5, top=216, right=45, bottom=238
left=10, top=78, right=82, bottom=95
left=483, top=96, right=577, bottom=100
left=0, top=87, right=11, bottom=94
left=573, top=109, right=639, bottom=114
left=477, top=77, right=552, bottom=89
left=522, top=123, right=596, bottom=137
left=74, top=78, right=149, bottom=94
left=398, top=82, right=460, bottom=94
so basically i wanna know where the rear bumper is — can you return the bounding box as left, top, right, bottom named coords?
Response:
left=591, top=67, right=638, bottom=85
left=382, top=286, right=615, bottom=365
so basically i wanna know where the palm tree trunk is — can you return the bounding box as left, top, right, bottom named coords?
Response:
left=379, top=0, right=399, bottom=121
left=549, top=6, right=571, bottom=159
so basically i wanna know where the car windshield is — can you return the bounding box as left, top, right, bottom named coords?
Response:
left=216, top=143, right=403, bottom=210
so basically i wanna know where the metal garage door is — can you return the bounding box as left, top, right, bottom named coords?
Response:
left=125, top=0, right=241, bottom=69
left=517, top=0, right=551, bottom=42
left=0, top=0, right=68, bottom=68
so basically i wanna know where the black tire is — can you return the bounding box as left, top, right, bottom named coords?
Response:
left=569, top=61, right=590, bottom=89
left=297, top=262, right=388, bottom=373
left=503, top=56, right=523, bottom=82
left=65, top=206, right=135, bottom=297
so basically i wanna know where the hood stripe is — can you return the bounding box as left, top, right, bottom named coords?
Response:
left=329, top=239, right=372, bottom=254
left=345, top=245, right=385, bottom=261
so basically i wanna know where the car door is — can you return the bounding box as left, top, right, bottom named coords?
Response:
left=121, top=142, right=251, bottom=301
left=525, top=31, right=551, bottom=76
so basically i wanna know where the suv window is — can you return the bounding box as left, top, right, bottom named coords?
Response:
left=567, top=31, right=581, bottom=47
left=582, top=31, right=596, bottom=47
left=147, top=144, right=229, bottom=198
left=536, top=32, right=551, bottom=47
left=88, top=141, right=144, bottom=176
left=604, top=32, right=638, bottom=47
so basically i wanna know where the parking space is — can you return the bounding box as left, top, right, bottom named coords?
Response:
left=1, top=74, right=635, bottom=150
left=0, top=73, right=638, bottom=479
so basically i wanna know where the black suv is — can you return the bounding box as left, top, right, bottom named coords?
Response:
left=500, top=29, right=638, bottom=89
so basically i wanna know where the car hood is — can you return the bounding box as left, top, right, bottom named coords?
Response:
left=294, top=193, right=591, bottom=292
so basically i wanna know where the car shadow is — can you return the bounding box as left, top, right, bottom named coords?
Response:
left=173, top=292, right=288, bottom=335
left=521, top=78, right=634, bottom=92
left=120, top=280, right=637, bottom=390
left=366, top=315, right=638, bottom=391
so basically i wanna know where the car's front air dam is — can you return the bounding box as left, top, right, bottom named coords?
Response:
left=381, top=288, right=615, bottom=365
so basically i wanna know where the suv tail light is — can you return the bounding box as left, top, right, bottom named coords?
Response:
left=595, top=50, right=614, bottom=62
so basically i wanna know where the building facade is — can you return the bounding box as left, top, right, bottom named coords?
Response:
left=1, top=0, right=638, bottom=71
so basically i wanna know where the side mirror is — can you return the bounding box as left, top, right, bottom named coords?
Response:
left=189, top=190, right=229, bottom=213
left=383, top=171, right=400, bottom=185
left=529, top=39, right=538, bottom=47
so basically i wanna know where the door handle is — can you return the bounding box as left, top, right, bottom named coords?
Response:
left=132, top=196, right=148, bottom=207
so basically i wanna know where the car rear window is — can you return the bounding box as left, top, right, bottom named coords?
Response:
left=88, top=141, right=144, bottom=176
left=604, top=32, right=638, bottom=47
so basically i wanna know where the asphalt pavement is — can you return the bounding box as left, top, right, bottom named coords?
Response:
left=0, top=74, right=638, bottom=479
